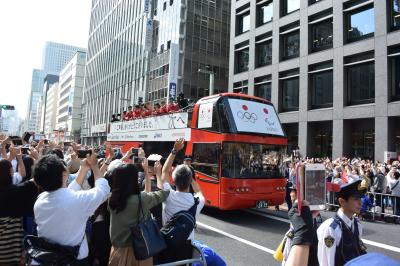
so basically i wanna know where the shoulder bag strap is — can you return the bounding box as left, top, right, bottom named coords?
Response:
left=391, top=181, right=399, bottom=191
left=137, top=193, right=146, bottom=222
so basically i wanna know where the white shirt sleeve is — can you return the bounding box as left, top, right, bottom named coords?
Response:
left=163, top=182, right=173, bottom=191
left=73, top=178, right=110, bottom=215
left=13, top=173, right=23, bottom=184
left=317, top=219, right=340, bottom=266
left=68, top=179, right=82, bottom=191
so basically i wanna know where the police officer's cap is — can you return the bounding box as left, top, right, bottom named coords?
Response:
left=337, top=180, right=363, bottom=199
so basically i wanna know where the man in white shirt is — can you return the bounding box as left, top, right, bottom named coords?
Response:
left=33, top=152, right=110, bottom=265
left=160, top=138, right=205, bottom=262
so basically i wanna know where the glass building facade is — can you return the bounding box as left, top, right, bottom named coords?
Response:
left=82, top=0, right=151, bottom=144
left=82, top=0, right=230, bottom=144
left=149, top=0, right=230, bottom=103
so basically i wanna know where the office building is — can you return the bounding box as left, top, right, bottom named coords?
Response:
left=39, top=74, right=59, bottom=134
left=82, top=0, right=231, bottom=145
left=81, top=0, right=152, bottom=145
left=25, top=69, right=45, bottom=132
left=56, top=51, right=87, bottom=142
left=43, top=82, right=59, bottom=137
left=229, top=0, right=400, bottom=161
left=26, top=42, right=86, bottom=133
left=42, top=41, right=86, bottom=75
left=147, top=0, right=230, bottom=102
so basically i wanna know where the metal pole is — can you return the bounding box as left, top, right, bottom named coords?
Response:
left=209, top=72, right=214, bottom=96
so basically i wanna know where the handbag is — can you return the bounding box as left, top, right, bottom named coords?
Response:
left=130, top=193, right=166, bottom=260
left=24, top=235, right=82, bottom=265
left=273, top=236, right=286, bottom=262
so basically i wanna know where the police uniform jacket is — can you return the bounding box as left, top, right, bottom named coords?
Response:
left=317, top=209, right=365, bottom=266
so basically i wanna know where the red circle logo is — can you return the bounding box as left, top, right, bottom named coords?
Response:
left=263, top=108, right=268, bottom=114
left=242, top=105, right=248, bottom=111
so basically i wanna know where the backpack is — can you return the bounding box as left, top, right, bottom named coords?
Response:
left=160, top=197, right=199, bottom=248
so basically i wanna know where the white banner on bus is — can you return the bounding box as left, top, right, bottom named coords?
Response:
left=198, top=103, right=214, bottom=128
left=107, top=128, right=191, bottom=142
left=228, top=98, right=284, bottom=136
left=110, top=113, right=188, bottom=133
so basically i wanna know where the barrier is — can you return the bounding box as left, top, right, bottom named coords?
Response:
left=325, top=184, right=400, bottom=221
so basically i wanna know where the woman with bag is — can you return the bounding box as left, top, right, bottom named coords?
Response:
left=108, top=159, right=169, bottom=266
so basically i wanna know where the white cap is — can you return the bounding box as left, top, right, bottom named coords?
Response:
left=148, top=154, right=162, bottom=161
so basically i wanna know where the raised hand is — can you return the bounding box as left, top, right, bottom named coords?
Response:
left=154, top=160, right=162, bottom=177
left=173, top=138, right=185, bottom=151
left=142, top=158, right=149, bottom=173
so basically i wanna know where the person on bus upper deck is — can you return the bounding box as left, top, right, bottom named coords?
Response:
left=143, top=103, right=153, bottom=117
left=317, top=179, right=366, bottom=266
left=132, top=105, right=142, bottom=119
left=126, top=106, right=133, bottom=120
left=116, top=113, right=121, bottom=121
left=122, top=111, right=129, bottom=121
left=167, top=101, right=180, bottom=113
left=153, top=103, right=161, bottom=115
left=159, top=101, right=168, bottom=114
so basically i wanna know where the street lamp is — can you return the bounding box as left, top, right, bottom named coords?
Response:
left=198, top=66, right=215, bottom=96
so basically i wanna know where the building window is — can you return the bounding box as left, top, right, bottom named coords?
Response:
left=389, top=0, right=400, bottom=31
left=309, top=9, right=333, bottom=53
left=280, top=69, right=299, bottom=112
left=254, top=75, right=272, bottom=101
left=309, top=61, right=333, bottom=109
left=280, top=22, right=300, bottom=61
left=255, top=32, right=272, bottom=67
left=234, top=42, right=249, bottom=73
left=281, top=0, right=300, bottom=17
left=163, top=2, right=167, bottom=10
left=257, top=0, right=273, bottom=26
left=236, top=5, right=251, bottom=35
left=170, top=0, right=173, bottom=6
left=344, top=1, right=374, bottom=43
left=345, top=52, right=375, bottom=105
left=389, top=46, right=400, bottom=101
left=233, top=80, right=249, bottom=94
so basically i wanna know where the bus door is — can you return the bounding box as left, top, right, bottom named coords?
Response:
left=191, top=142, right=221, bottom=208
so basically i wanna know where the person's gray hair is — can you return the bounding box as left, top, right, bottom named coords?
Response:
left=172, top=164, right=193, bottom=191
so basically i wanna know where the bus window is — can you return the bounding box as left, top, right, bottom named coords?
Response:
left=222, top=142, right=285, bottom=179
left=192, top=143, right=220, bottom=179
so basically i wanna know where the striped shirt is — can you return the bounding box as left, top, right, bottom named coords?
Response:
left=0, top=217, right=23, bottom=265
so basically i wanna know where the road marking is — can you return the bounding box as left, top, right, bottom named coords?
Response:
left=196, top=222, right=275, bottom=255
left=246, top=209, right=400, bottom=254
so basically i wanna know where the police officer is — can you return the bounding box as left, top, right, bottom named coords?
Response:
left=317, top=180, right=367, bottom=266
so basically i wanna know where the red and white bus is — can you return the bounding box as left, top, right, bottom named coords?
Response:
left=107, top=93, right=288, bottom=210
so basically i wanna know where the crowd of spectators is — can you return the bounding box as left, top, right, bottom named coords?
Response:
left=111, top=94, right=190, bottom=123
left=281, top=156, right=400, bottom=222
left=0, top=133, right=223, bottom=266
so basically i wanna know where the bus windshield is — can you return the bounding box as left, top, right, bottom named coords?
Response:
left=222, top=142, right=285, bottom=179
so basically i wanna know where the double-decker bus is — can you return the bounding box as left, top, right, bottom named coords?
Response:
left=107, top=93, right=287, bottom=210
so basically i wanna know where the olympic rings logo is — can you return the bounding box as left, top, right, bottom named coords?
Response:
left=237, top=111, right=258, bottom=123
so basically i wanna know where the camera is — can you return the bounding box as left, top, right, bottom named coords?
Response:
left=10, top=136, right=23, bottom=146
left=131, top=148, right=140, bottom=157
left=77, top=150, right=92, bottom=159
left=21, top=147, right=29, bottom=155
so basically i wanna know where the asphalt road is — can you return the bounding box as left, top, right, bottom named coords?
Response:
left=195, top=207, right=400, bottom=266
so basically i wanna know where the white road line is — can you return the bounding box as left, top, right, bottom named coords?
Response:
left=197, top=221, right=275, bottom=255
left=246, top=209, right=400, bottom=254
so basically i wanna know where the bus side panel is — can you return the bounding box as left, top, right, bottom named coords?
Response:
left=194, top=172, right=220, bottom=208
left=219, top=178, right=286, bottom=210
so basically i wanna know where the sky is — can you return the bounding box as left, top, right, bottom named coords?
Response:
left=0, top=0, right=91, bottom=119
